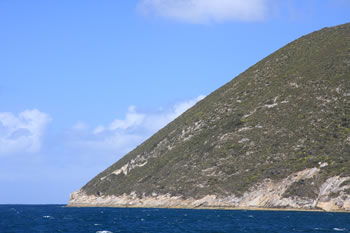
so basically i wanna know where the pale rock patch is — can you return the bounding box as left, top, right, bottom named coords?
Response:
left=68, top=167, right=350, bottom=211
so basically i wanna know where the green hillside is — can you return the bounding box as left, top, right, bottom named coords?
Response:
left=80, top=22, right=350, bottom=202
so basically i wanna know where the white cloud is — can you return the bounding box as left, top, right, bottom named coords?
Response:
left=144, top=95, right=205, bottom=131
left=74, top=133, right=144, bottom=156
left=109, top=106, right=145, bottom=131
left=138, top=0, right=268, bottom=23
left=70, top=95, right=204, bottom=156
left=72, top=121, right=88, bottom=131
left=93, top=125, right=105, bottom=134
left=0, top=109, right=51, bottom=155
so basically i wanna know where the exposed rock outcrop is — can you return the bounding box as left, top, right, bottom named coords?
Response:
left=68, top=167, right=350, bottom=211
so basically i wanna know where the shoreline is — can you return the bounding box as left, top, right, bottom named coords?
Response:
left=66, top=204, right=350, bottom=213
left=68, top=168, right=350, bottom=213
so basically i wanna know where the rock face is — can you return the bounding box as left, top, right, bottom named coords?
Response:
left=69, top=167, right=350, bottom=211
left=68, top=22, right=350, bottom=211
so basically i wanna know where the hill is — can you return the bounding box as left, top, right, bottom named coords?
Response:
left=68, top=22, right=350, bottom=211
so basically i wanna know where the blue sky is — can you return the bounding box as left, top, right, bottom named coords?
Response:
left=0, top=0, right=349, bottom=204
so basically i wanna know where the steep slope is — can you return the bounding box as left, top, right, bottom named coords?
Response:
left=68, top=23, right=350, bottom=211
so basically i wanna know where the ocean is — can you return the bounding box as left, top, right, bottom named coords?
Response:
left=0, top=205, right=350, bottom=233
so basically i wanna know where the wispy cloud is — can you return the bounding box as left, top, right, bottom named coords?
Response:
left=72, top=121, right=88, bottom=131
left=142, top=95, right=205, bottom=132
left=0, top=109, right=51, bottom=155
left=70, top=95, right=205, bottom=156
left=93, top=125, right=105, bottom=135
left=138, top=0, right=269, bottom=24
left=108, top=106, right=145, bottom=131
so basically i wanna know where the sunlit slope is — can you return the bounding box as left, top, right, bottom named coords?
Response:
left=80, top=23, right=350, bottom=202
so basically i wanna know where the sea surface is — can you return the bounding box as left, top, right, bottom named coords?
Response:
left=1, top=205, right=350, bottom=233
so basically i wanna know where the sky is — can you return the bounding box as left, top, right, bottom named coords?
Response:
left=0, top=0, right=349, bottom=204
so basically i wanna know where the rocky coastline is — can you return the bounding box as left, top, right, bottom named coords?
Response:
left=68, top=168, right=350, bottom=212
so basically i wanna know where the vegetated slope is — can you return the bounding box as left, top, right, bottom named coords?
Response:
left=69, top=22, right=350, bottom=210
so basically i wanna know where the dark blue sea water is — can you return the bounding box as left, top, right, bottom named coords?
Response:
left=1, top=205, right=350, bottom=233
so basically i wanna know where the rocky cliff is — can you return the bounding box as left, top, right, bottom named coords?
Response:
left=68, top=22, right=350, bottom=211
